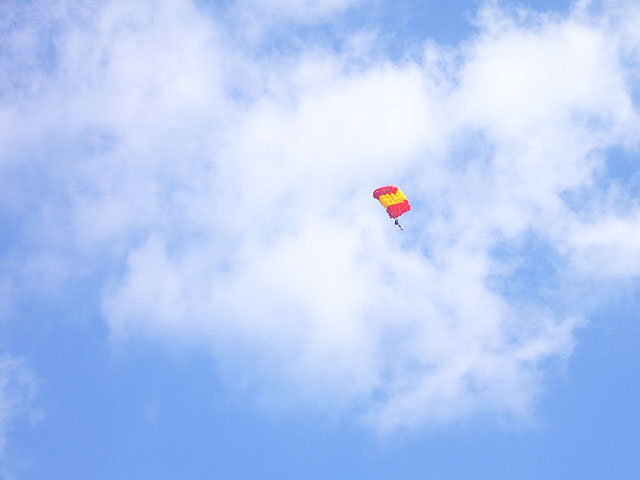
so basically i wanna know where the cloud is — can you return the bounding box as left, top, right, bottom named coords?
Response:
left=1, top=0, right=640, bottom=431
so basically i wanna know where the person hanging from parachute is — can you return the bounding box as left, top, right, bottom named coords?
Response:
left=373, top=185, right=411, bottom=230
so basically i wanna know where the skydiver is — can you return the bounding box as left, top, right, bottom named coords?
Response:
left=394, top=218, right=403, bottom=230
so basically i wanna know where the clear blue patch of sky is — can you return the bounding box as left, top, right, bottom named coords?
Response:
left=604, top=146, right=640, bottom=183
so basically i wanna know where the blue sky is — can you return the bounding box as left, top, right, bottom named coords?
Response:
left=1, top=0, right=640, bottom=478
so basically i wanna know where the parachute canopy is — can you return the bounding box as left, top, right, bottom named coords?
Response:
left=373, top=185, right=411, bottom=219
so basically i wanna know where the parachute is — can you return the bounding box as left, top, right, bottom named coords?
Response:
left=373, top=185, right=411, bottom=230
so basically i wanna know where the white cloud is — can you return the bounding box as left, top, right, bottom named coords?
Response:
left=568, top=214, right=640, bottom=275
left=2, top=0, right=640, bottom=431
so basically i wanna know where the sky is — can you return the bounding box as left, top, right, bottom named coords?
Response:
left=1, top=0, right=640, bottom=478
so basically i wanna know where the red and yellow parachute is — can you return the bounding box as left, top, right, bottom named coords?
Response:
left=373, top=185, right=410, bottom=229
